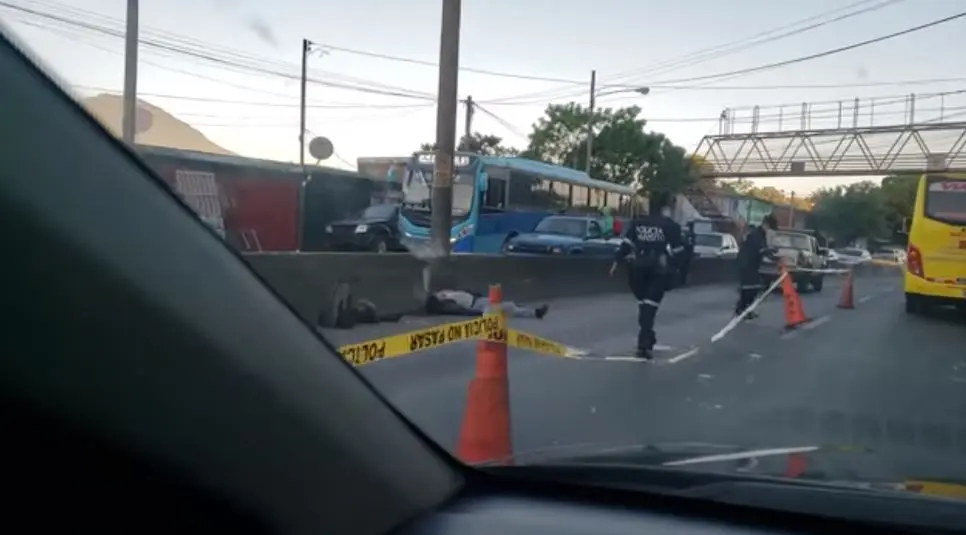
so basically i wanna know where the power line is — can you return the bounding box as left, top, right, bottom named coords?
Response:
left=646, top=10, right=966, bottom=86
left=10, top=0, right=586, bottom=86
left=646, top=78, right=966, bottom=91
left=608, top=0, right=906, bottom=85
left=309, top=42, right=584, bottom=85
left=1, top=0, right=436, bottom=101
left=73, top=85, right=432, bottom=109
left=478, top=78, right=966, bottom=107
left=21, top=0, right=431, bottom=99
left=472, top=103, right=529, bottom=140
left=482, top=0, right=905, bottom=104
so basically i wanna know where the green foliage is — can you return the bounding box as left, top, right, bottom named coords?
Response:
left=524, top=103, right=697, bottom=195
left=420, top=132, right=519, bottom=156
left=419, top=102, right=699, bottom=196
left=879, top=174, right=919, bottom=231
left=808, top=181, right=888, bottom=243
left=805, top=175, right=919, bottom=243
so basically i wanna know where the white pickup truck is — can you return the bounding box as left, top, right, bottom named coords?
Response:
left=759, top=230, right=826, bottom=293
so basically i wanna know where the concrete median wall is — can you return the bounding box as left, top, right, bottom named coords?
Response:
left=243, top=253, right=736, bottom=328
left=243, top=253, right=901, bottom=328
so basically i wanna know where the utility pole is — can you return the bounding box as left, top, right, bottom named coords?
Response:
left=463, top=95, right=474, bottom=145
left=299, top=38, right=310, bottom=168
left=121, top=0, right=139, bottom=144
left=584, top=69, right=596, bottom=174
left=430, top=0, right=462, bottom=258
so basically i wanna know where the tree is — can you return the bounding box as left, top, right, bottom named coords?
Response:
left=419, top=132, right=519, bottom=156
left=524, top=102, right=697, bottom=195
left=688, top=154, right=716, bottom=179
left=880, top=174, right=918, bottom=234
left=808, top=181, right=888, bottom=243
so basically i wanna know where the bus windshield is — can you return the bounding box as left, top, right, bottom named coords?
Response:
left=925, top=177, right=966, bottom=224
left=403, top=166, right=477, bottom=216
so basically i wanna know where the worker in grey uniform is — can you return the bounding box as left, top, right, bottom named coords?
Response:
left=609, top=193, right=683, bottom=360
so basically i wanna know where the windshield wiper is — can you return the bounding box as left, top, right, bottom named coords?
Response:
left=483, top=462, right=898, bottom=498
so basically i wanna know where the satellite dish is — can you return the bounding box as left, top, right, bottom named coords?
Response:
left=308, top=136, right=334, bottom=161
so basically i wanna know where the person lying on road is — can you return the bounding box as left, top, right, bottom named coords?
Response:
left=425, top=289, right=549, bottom=319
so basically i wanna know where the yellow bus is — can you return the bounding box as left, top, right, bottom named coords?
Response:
left=904, top=173, right=966, bottom=314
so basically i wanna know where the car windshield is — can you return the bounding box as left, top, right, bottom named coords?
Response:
left=20, top=4, right=966, bottom=527
left=772, top=232, right=811, bottom=250
left=694, top=234, right=722, bottom=247
left=534, top=217, right=587, bottom=237
left=359, top=203, right=397, bottom=219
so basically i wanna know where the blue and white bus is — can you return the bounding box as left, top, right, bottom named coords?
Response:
left=394, top=151, right=642, bottom=253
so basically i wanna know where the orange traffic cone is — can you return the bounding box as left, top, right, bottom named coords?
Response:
left=837, top=270, right=855, bottom=309
left=785, top=452, right=808, bottom=478
left=457, top=284, right=513, bottom=464
left=779, top=263, right=809, bottom=329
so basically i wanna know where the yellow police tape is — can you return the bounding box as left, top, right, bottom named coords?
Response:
left=505, top=328, right=576, bottom=359
left=337, top=314, right=576, bottom=366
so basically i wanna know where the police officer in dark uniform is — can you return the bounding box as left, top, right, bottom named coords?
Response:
left=678, top=221, right=696, bottom=286
left=609, top=193, right=683, bottom=360
left=735, top=214, right=778, bottom=320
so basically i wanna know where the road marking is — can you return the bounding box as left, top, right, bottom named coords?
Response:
left=668, top=347, right=700, bottom=364
left=780, top=315, right=830, bottom=340
left=858, top=295, right=874, bottom=304
left=801, top=315, right=831, bottom=330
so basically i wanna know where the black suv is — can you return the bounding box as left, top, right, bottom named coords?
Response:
left=322, top=203, right=403, bottom=253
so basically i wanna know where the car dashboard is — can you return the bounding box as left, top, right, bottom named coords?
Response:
left=396, top=469, right=966, bottom=535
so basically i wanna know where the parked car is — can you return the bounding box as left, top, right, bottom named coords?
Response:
left=760, top=230, right=827, bottom=293
left=322, top=203, right=403, bottom=253
left=693, top=231, right=739, bottom=259
left=504, top=215, right=618, bottom=257
left=873, top=248, right=906, bottom=264
left=835, top=247, right=872, bottom=266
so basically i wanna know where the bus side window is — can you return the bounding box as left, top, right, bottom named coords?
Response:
left=484, top=176, right=506, bottom=210
left=572, top=186, right=590, bottom=209
left=506, top=171, right=562, bottom=211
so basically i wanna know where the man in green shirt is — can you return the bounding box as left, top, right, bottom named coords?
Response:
left=599, top=206, right=616, bottom=238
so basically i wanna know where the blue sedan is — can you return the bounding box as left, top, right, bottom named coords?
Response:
left=503, top=215, right=621, bottom=257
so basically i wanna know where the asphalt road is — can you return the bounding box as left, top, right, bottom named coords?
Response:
left=323, top=271, right=966, bottom=480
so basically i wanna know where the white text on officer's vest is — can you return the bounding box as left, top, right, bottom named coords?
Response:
left=635, top=225, right=665, bottom=242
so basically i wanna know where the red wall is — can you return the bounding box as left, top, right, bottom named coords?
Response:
left=144, top=156, right=300, bottom=251
left=221, top=178, right=299, bottom=251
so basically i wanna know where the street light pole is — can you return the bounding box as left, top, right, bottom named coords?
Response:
left=430, top=0, right=462, bottom=259
left=299, top=38, right=310, bottom=169
left=584, top=69, right=596, bottom=174
left=584, top=82, right=650, bottom=174
left=121, top=0, right=139, bottom=144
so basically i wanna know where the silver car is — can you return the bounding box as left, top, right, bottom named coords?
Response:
left=693, top=232, right=739, bottom=259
